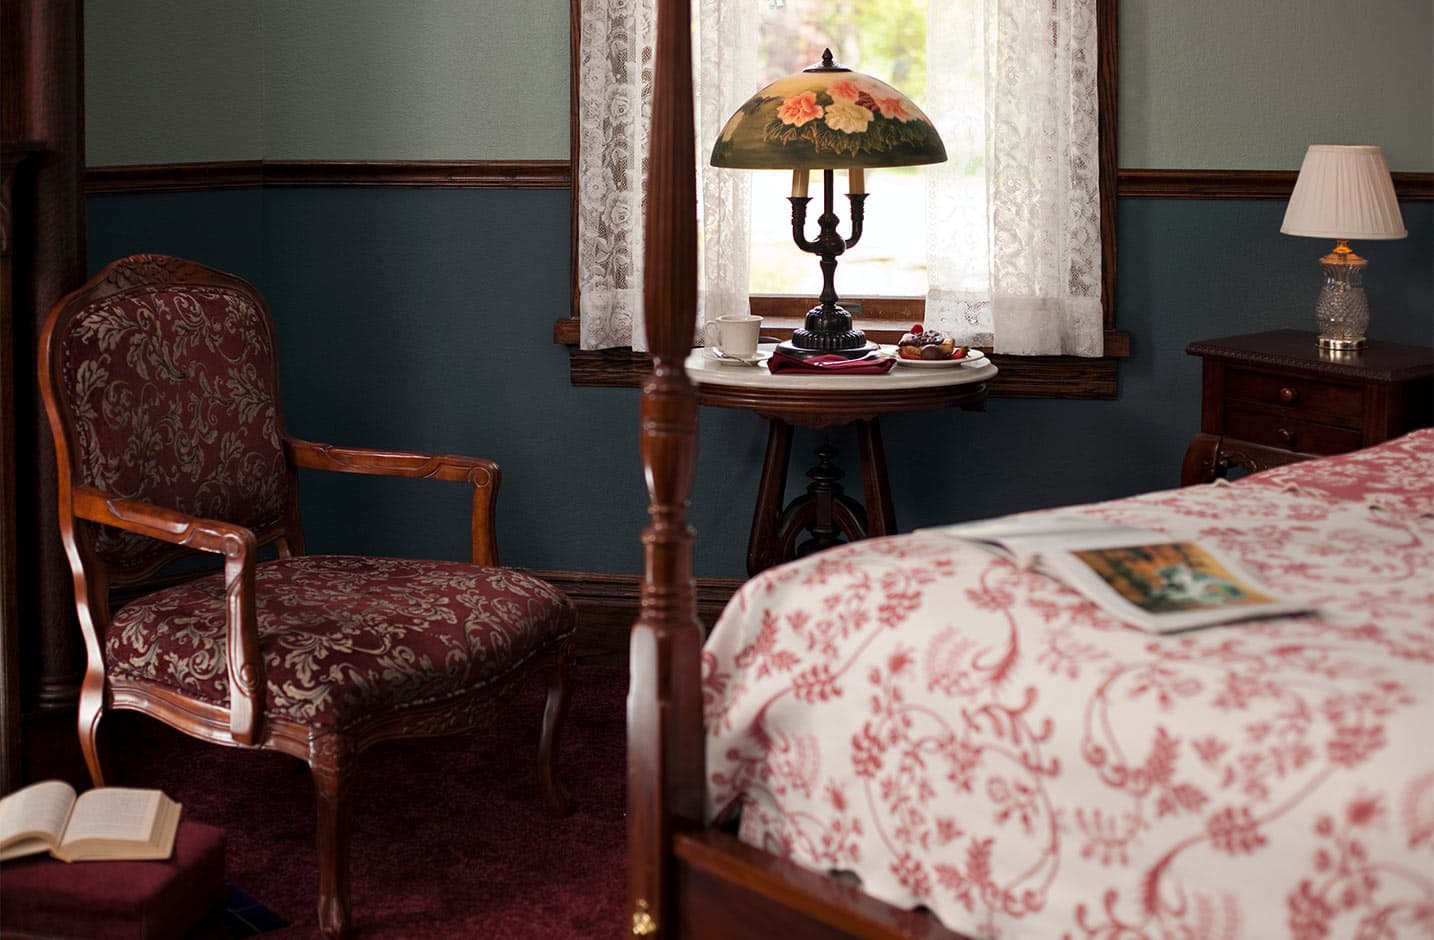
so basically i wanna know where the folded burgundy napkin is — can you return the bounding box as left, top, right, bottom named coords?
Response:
left=766, top=350, right=895, bottom=375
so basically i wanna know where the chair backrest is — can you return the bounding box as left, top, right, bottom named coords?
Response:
left=40, top=255, right=297, bottom=583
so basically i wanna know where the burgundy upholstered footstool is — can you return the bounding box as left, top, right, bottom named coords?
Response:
left=0, top=820, right=226, bottom=940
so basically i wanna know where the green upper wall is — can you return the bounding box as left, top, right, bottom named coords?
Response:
left=1119, top=1, right=1433, bottom=171
left=86, top=1, right=1434, bottom=171
left=86, top=0, right=571, bottom=165
left=261, top=0, right=570, bottom=161
left=86, top=0, right=265, bottom=164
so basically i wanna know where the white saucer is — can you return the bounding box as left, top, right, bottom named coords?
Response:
left=706, top=348, right=771, bottom=366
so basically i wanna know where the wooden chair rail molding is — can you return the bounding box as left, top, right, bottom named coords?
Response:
left=1118, top=168, right=1433, bottom=201
left=85, top=161, right=1431, bottom=199
left=85, top=160, right=571, bottom=194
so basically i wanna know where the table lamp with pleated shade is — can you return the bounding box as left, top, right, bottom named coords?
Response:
left=1280, top=145, right=1406, bottom=351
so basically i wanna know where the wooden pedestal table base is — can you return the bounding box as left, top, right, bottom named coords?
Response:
left=686, top=346, right=995, bottom=576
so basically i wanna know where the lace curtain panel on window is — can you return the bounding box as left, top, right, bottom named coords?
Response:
left=577, top=0, right=1102, bottom=357
left=577, top=0, right=754, bottom=352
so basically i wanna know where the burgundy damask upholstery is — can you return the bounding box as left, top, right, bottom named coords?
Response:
left=56, top=285, right=289, bottom=573
left=107, top=556, right=576, bottom=730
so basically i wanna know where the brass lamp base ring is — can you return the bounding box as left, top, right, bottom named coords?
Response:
left=1316, top=336, right=1366, bottom=351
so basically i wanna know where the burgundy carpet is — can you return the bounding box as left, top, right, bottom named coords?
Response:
left=22, top=666, right=629, bottom=939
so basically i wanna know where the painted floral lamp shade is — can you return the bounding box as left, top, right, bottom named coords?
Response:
left=711, top=50, right=947, bottom=170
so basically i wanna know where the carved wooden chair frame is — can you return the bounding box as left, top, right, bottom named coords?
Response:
left=38, top=254, right=573, bottom=939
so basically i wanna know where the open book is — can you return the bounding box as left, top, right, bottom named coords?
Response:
left=0, top=780, right=181, bottom=863
left=929, top=514, right=1315, bottom=633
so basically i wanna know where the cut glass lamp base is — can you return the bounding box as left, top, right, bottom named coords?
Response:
left=1312, top=245, right=1369, bottom=353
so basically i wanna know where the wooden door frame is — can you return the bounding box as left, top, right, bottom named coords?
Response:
left=0, top=0, right=87, bottom=792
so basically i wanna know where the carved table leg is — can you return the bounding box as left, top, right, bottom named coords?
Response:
left=747, top=420, right=793, bottom=576
left=770, top=442, right=867, bottom=566
left=749, top=422, right=892, bottom=575
left=855, top=418, right=896, bottom=537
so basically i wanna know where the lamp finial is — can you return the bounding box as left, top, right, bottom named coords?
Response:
left=804, top=48, right=850, bottom=73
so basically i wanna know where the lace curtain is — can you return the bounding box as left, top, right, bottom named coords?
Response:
left=577, top=0, right=1102, bottom=357
left=926, top=0, right=1103, bottom=356
left=577, top=1, right=754, bottom=351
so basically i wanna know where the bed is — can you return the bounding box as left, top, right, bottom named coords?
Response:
left=701, top=429, right=1434, bottom=938
left=623, top=1, right=1433, bottom=937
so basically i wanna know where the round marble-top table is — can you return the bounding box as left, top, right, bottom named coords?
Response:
left=686, top=345, right=995, bottom=574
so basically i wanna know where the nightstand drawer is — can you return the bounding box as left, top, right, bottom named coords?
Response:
left=1225, top=407, right=1363, bottom=455
left=1225, top=368, right=1362, bottom=420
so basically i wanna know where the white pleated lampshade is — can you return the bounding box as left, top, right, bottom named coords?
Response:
left=1281, top=145, right=1406, bottom=240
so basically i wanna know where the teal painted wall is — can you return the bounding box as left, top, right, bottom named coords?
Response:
left=84, top=2, right=1434, bottom=578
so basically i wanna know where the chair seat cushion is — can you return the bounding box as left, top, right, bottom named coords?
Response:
left=106, top=555, right=575, bottom=731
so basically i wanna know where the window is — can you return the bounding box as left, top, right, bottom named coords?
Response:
left=565, top=0, right=1123, bottom=394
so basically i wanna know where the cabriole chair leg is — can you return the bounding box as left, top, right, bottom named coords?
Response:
left=538, top=645, right=574, bottom=817
left=310, top=746, right=354, bottom=939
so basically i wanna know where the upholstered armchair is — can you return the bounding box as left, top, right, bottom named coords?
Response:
left=38, top=254, right=576, bottom=938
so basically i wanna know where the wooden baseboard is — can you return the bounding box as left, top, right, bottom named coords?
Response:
left=529, top=570, right=742, bottom=667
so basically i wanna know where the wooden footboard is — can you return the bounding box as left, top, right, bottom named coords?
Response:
left=671, top=831, right=971, bottom=940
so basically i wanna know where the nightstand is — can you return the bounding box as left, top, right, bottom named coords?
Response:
left=1180, top=329, right=1434, bottom=485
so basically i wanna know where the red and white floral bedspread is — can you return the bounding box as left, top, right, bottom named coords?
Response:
left=704, top=429, right=1434, bottom=939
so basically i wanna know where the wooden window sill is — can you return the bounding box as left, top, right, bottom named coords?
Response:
left=553, top=317, right=1129, bottom=398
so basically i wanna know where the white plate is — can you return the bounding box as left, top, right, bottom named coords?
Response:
left=889, top=347, right=987, bottom=368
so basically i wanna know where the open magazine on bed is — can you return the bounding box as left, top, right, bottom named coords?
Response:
left=926, top=514, right=1316, bottom=633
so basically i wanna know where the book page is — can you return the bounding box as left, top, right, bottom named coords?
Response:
left=927, top=513, right=1162, bottom=568
left=930, top=512, right=1150, bottom=543
left=61, top=787, right=162, bottom=846
left=0, top=780, right=76, bottom=860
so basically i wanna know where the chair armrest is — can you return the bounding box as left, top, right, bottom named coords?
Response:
left=71, top=485, right=265, bottom=746
left=286, top=438, right=502, bottom=566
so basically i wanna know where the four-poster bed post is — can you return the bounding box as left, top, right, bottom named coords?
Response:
left=626, top=1, right=970, bottom=936
left=627, top=0, right=704, bottom=935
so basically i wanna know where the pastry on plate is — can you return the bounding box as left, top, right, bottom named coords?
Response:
left=897, top=324, right=966, bottom=360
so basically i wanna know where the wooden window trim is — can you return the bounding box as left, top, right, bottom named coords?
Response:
left=559, top=0, right=1123, bottom=399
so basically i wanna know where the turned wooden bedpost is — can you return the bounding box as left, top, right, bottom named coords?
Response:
left=628, top=0, right=704, bottom=936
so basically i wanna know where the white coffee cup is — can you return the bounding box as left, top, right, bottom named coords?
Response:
left=703, top=314, right=762, bottom=359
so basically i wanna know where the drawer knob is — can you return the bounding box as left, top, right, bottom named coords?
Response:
left=1277, top=427, right=1296, bottom=445
left=1279, top=386, right=1299, bottom=404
